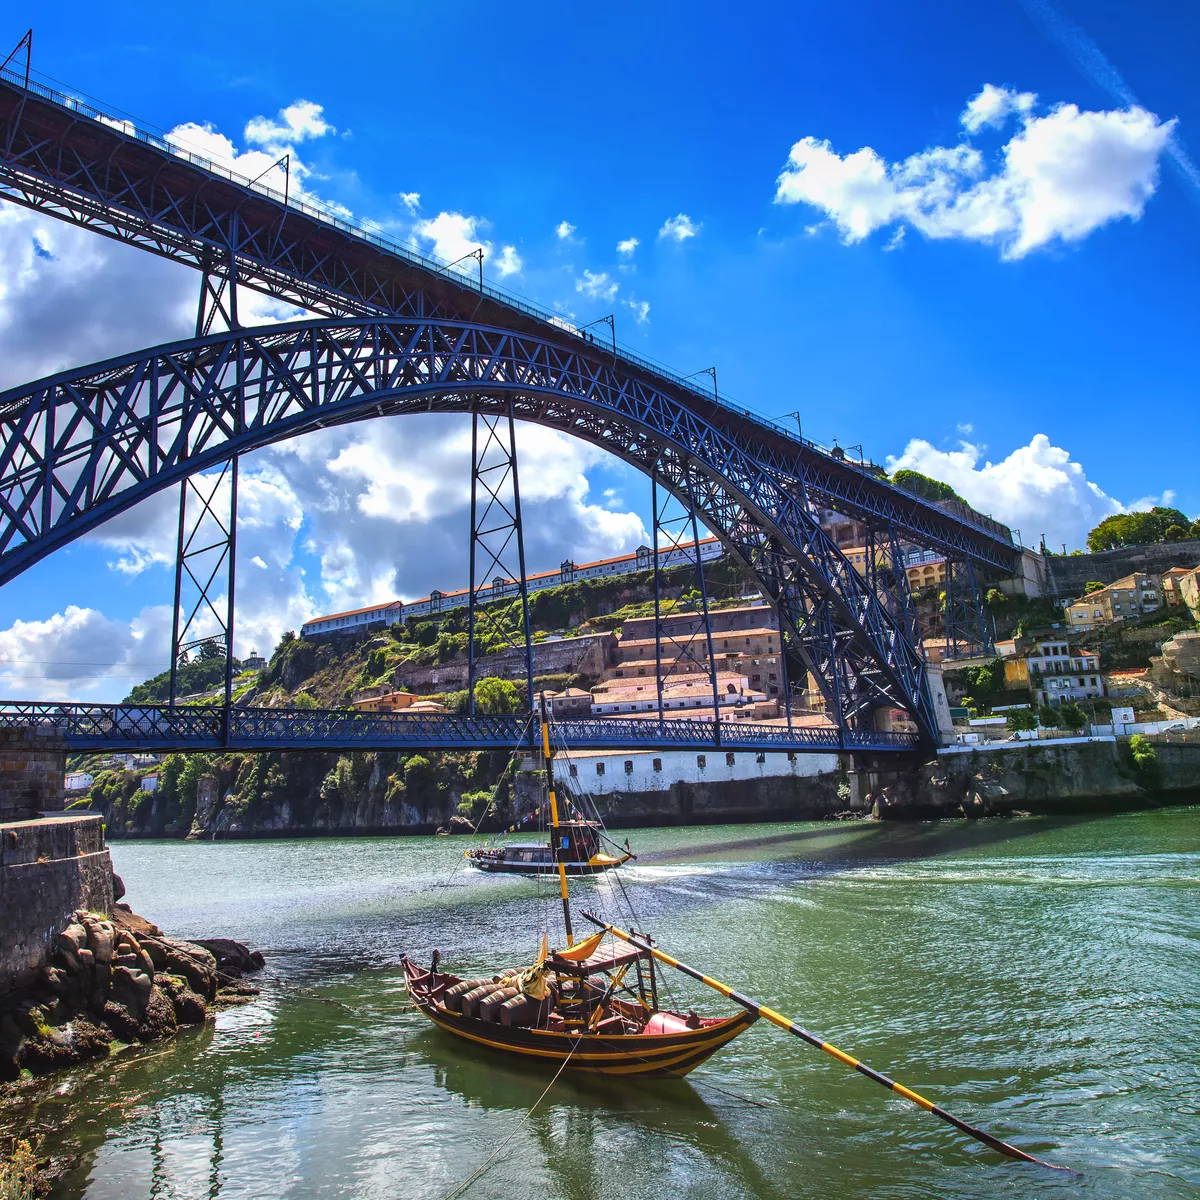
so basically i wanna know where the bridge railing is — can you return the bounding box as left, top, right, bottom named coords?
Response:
left=0, top=702, right=920, bottom=753
left=0, top=66, right=1014, bottom=553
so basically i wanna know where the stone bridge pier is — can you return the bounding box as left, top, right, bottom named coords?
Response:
left=0, top=728, right=115, bottom=995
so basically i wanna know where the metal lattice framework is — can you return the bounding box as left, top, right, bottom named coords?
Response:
left=0, top=701, right=918, bottom=754
left=467, top=404, right=535, bottom=711
left=2, top=317, right=942, bottom=739
left=0, top=72, right=1018, bottom=572
left=0, top=67, right=1025, bottom=751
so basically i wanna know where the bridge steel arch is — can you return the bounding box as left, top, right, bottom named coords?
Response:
left=2, top=317, right=939, bottom=740
left=0, top=72, right=1018, bottom=574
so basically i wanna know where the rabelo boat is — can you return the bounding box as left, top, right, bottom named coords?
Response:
left=403, top=697, right=756, bottom=1076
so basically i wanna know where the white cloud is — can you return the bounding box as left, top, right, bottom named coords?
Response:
left=494, top=245, right=522, bottom=276
left=556, top=221, right=576, bottom=239
left=0, top=604, right=177, bottom=701
left=616, top=237, right=639, bottom=257
left=886, top=433, right=1146, bottom=549
left=412, top=212, right=521, bottom=277
left=244, top=100, right=335, bottom=147
left=961, top=84, right=1036, bottom=133
left=883, top=227, right=906, bottom=252
left=399, top=191, right=421, bottom=213
left=413, top=211, right=486, bottom=266
left=1017, top=0, right=1200, bottom=202
left=576, top=270, right=619, bottom=301
left=625, top=297, right=651, bottom=324
left=658, top=213, right=699, bottom=242
left=774, top=87, right=1174, bottom=258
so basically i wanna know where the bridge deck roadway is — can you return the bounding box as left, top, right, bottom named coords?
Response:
left=0, top=704, right=919, bottom=755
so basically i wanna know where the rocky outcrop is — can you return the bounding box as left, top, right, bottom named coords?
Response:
left=853, top=740, right=1161, bottom=819
left=0, top=905, right=263, bottom=1083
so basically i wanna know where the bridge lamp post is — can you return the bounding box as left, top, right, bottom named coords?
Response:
left=577, top=314, right=616, bottom=355
left=437, top=247, right=485, bottom=291
left=683, top=367, right=718, bottom=403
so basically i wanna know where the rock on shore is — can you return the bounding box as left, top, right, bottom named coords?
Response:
left=0, top=903, right=264, bottom=1083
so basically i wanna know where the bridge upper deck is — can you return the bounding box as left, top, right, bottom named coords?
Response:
left=0, top=71, right=1017, bottom=572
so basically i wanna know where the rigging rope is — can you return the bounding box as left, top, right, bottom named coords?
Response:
left=438, top=1020, right=587, bottom=1200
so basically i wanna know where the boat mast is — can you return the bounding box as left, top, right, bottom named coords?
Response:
left=540, top=692, right=575, bottom=946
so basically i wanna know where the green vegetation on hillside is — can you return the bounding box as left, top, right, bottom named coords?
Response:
left=1086, top=507, right=1196, bottom=553
left=890, top=469, right=962, bottom=504
left=125, top=655, right=243, bottom=703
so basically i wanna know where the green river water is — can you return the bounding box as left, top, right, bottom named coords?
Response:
left=5, top=809, right=1199, bottom=1198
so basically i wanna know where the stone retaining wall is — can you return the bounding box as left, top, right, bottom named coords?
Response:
left=0, top=728, right=66, bottom=821
left=0, top=815, right=114, bottom=996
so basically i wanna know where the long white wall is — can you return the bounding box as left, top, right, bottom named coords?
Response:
left=555, top=746, right=838, bottom=795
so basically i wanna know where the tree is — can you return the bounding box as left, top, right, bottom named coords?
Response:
left=412, top=621, right=438, bottom=647
left=891, top=470, right=962, bottom=504
left=1058, top=700, right=1087, bottom=732
left=198, top=638, right=225, bottom=662
left=1037, top=703, right=1060, bottom=728
left=1084, top=581, right=1106, bottom=594
left=1006, top=708, right=1038, bottom=733
left=1086, top=507, right=1191, bottom=552
left=1164, top=524, right=1188, bottom=541
left=474, top=676, right=520, bottom=714
left=292, top=691, right=318, bottom=709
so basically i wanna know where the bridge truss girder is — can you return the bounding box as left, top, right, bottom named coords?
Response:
left=0, top=317, right=938, bottom=742
left=0, top=76, right=1019, bottom=575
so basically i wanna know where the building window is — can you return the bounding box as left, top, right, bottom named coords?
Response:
left=624, top=760, right=634, bottom=774
left=697, top=755, right=706, bottom=769
left=768, top=673, right=777, bottom=681
left=569, top=764, right=578, bottom=778
left=756, top=752, right=766, bottom=764
left=653, top=758, right=662, bottom=772
left=787, top=752, right=796, bottom=762
left=726, top=752, right=736, bottom=766
left=596, top=762, right=605, bottom=776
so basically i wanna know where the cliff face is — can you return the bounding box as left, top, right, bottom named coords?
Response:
left=854, top=740, right=1200, bottom=819
left=87, top=748, right=514, bottom=839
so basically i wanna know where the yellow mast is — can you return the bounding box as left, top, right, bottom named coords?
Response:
left=540, top=692, right=574, bottom=946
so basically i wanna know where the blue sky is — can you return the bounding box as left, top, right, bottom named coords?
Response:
left=1, top=0, right=1197, bottom=699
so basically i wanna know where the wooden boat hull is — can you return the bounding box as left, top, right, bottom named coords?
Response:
left=404, top=961, right=757, bottom=1077
left=467, top=857, right=624, bottom=876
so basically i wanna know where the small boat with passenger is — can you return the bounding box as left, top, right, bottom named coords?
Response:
left=464, top=819, right=634, bottom=875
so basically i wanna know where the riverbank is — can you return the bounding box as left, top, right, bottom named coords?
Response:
left=0, top=903, right=263, bottom=1084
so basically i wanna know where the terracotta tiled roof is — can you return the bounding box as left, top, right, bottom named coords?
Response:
left=303, top=599, right=402, bottom=624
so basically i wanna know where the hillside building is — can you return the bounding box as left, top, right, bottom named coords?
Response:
left=1006, top=638, right=1104, bottom=708
left=1065, top=574, right=1161, bottom=632
left=300, top=538, right=725, bottom=639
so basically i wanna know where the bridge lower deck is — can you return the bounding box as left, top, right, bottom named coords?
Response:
left=0, top=704, right=919, bottom=754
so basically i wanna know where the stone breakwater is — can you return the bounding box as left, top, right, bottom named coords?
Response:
left=0, top=904, right=263, bottom=1083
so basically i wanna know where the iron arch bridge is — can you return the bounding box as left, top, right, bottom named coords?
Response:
left=0, top=63, right=1019, bottom=755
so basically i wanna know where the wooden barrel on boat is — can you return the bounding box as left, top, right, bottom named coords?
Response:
left=478, top=987, right=520, bottom=1022
left=443, top=979, right=489, bottom=1013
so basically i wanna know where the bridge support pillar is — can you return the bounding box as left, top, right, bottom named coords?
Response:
left=650, top=466, right=722, bottom=741
left=466, top=403, right=535, bottom=715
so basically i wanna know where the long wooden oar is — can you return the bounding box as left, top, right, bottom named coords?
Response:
left=581, top=911, right=1068, bottom=1172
